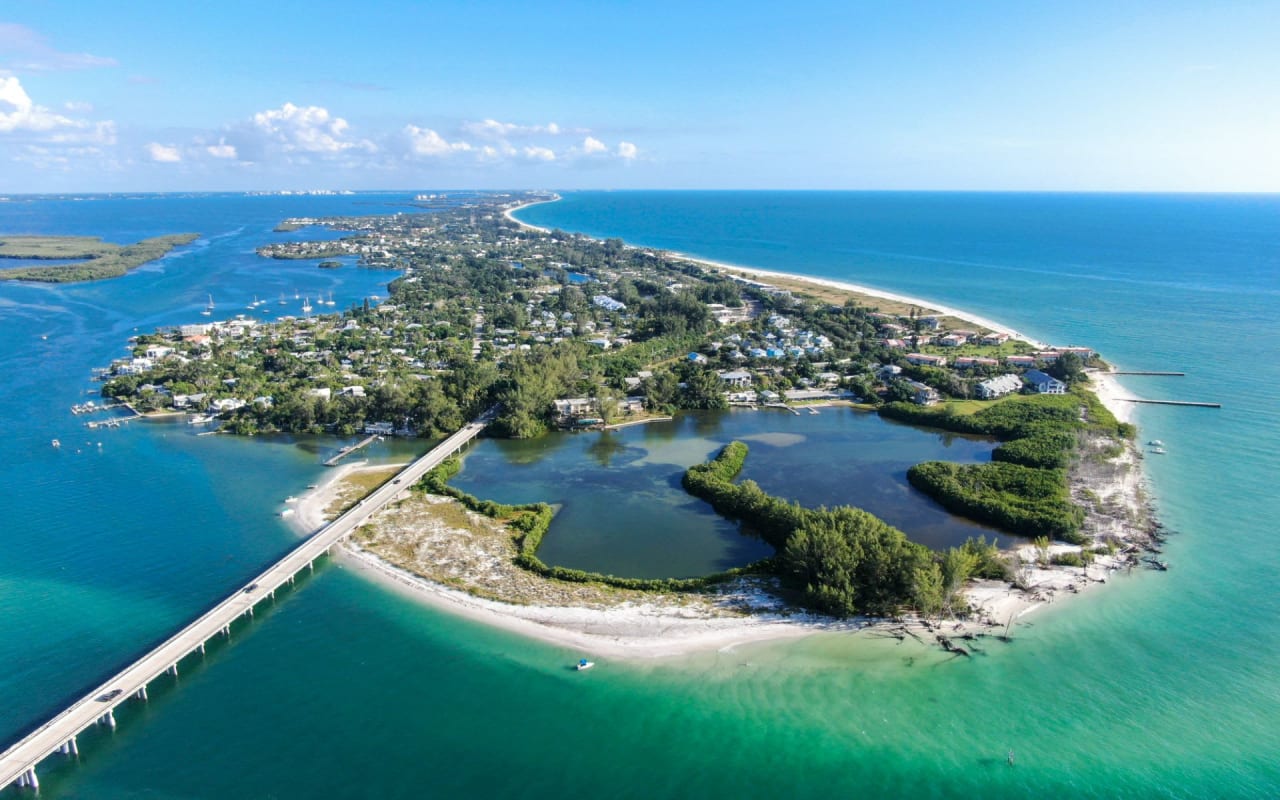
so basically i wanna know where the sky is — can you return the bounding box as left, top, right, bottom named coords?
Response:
left=1, top=0, right=1277, bottom=193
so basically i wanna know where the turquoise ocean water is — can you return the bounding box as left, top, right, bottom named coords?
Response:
left=1, top=191, right=1277, bottom=798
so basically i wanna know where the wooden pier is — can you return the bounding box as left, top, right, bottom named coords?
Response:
left=323, top=434, right=379, bottom=467
left=0, top=411, right=493, bottom=792
left=1117, top=398, right=1220, bottom=408
left=1111, top=371, right=1186, bottom=376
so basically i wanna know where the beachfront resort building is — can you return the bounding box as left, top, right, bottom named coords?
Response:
left=976, top=373, right=1024, bottom=400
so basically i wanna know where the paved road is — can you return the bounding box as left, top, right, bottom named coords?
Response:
left=1, top=415, right=490, bottom=790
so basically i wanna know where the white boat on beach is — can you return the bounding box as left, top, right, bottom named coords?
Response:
left=576, top=659, right=595, bottom=671
left=280, top=508, right=295, bottom=518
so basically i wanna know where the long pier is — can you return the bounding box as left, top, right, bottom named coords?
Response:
left=1111, top=371, right=1186, bottom=376
left=0, top=411, right=493, bottom=792
left=1117, top=398, right=1221, bottom=408
left=323, top=433, right=379, bottom=467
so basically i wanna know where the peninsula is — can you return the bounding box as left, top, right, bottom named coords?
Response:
left=96, top=191, right=1159, bottom=656
left=0, top=233, right=199, bottom=282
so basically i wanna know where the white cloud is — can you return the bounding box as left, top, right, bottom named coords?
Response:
left=462, top=118, right=568, bottom=139
left=582, top=136, right=607, bottom=154
left=250, top=102, right=374, bottom=155
left=146, top=142, right=182, bottom=163
left=523, top=145, right=556, bottom=162
left=0, top=23, right=117, bottom=72
left=0, top=75, right=79, bottom=133
left=618, top=141, right=638, bottom=160
left=206, top=139, right=237, bottom=159
left=403, top=125, right=472, bottom=157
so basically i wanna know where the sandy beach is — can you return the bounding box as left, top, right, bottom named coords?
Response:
left=504, top=197, right=1049, bottom=348
left=284, top=209, right=1153, bottom=659
left=283, top=363, right=1150, bottom=661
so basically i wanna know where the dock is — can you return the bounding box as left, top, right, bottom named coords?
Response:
left=0, top=410, right=494, bottom=792
left=1117, top=399, right=1220, bottom=408
left=601, top=416, right=673, bottom=431
left=1111, top=371, right=1186, bottom=376
left=323, top=434, right=379, bottom=467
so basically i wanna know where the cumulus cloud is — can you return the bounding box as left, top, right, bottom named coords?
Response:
left=618, top=141, right=638, bottom=160
left=581, top=136, right=607, bottom=154
left=0, top=23, right=117, bottom=72
left=146, top=142, right=181, bottom=163
left=403, top=124, right=472, bottom=157
left=523, top=145, right=556, bottom=162
left=205, top=140, right=237, bottom=159
left=250, top=102, right=374, bottom=155
left=0, top=75, right=79, bottom=133
left=462, top=118, right=567, bottom=139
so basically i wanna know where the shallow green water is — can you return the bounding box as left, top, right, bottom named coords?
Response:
left=4, top=192, right=1278, bottom=798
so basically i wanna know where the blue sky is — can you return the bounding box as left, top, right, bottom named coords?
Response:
left=1, top=1, right=1276, bottom=192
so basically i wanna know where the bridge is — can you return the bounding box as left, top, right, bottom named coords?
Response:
left=1, top=411, right=493, bottom=792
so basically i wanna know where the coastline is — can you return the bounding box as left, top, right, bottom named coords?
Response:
left=502, top=196, right=559, bottom=233
left=505, top=200, right=1047, bottom=348
left=287, top=362, right=1152, bottom=660
left=277, top=208, right=1155, bottom=661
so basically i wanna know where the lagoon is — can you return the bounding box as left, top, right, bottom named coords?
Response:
left=452, top=408, right=1003, bottom=579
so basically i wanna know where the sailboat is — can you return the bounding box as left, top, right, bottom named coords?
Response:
left=279, top=293, right=287, bottom=305
left=325, top=291, right=335, bottom=306
left=302, top=296, right=313, bottom=314
left=201, top=293, right=214, bottom=316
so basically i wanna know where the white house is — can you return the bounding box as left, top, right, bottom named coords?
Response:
left=976, top=373, right=1023, bottom=400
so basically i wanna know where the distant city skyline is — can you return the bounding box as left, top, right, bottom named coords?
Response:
left=1, top=1, right=1277, bottom=193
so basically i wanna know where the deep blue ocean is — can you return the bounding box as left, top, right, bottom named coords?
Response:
left=1, top=191, right=1277, bottom=798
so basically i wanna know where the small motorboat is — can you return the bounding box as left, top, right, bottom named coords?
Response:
left=576, top=659, right=595, bottom=671
left=51, top=439, right=61, bottom=448
left=1148, top=440, right=1164, bottom=447
left=1150, top=446, right=1166, bottom=455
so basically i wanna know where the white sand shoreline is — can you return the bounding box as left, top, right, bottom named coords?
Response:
left=278, top=209, right=1156, bottom=660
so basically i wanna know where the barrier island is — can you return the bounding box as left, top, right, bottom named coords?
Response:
left=94, top=191, right=1162, bottom=656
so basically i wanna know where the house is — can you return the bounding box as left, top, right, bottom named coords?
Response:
left=687, top=352, right=708, bottom=364
left=954, top=356, right=999, bottom=369
left=306, top=387, right=332, bottom=401
left=1005, top=355, right=1038, bottom=368
left=980, top=332, right=1010, bottom=346
left=719, top=370, right=753, bottom=388
left=364, top=421, right=395, bottom=435
left=1034, top=351, right=1061, bottom=364
left=881, top=338, right=908, bottom=350
left=905, top=380, right=940, bottom=405
left=976, top=373, right=1023, bottom=400
left=339, top=385, right=366, bottom=398
left=758, top=390, right=780, bottom=403
left=592, top=295, right=626, bottom=312
left=1024, top=369, right=1067, bottom=394
left=938, top=333, right=969, bottom=347
left=553, top=397, right=598, bottom=422
left=905, top=353, right=947, bottom=367
left=876, top=364, right=903, bottom=380
left=208, top=397, right=246, bottom=413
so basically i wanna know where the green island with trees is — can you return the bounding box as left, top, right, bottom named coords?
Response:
left=0, top=233, right=199, bottom=283
left=93, top=192, right=1154, bottom=620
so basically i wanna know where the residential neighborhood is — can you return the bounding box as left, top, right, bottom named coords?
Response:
left=97, top=193, right=1102, bottom=438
